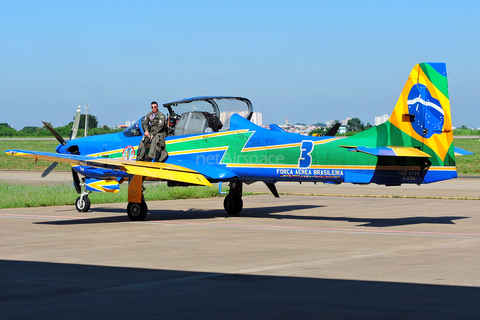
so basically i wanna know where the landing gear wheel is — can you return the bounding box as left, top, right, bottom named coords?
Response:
left=224, top=193, right=243, bottom=215
left=127, top=200, right=148, bottom=221
left=75, top=196, right=91, bottom=212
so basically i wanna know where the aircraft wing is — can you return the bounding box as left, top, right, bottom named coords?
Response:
left=4, top=149, right=212, bottom=187
left=339, top=146, right=431, bottom=157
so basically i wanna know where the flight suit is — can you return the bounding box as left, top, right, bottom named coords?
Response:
left=137, top=110, right=168, bottom=162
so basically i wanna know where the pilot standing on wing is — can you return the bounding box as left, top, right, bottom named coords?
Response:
left=136, top=101, right=168, bottom=162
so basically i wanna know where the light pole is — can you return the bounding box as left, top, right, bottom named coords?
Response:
left=84, top=103, right=90, bottom=137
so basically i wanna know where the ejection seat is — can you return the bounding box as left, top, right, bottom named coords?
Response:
left=174, top=112, right=208, bottom=136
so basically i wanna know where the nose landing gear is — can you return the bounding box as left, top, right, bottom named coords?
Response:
left=73, top=170, right=91, bottom=212
left=75, top=193, right=91, bottom=212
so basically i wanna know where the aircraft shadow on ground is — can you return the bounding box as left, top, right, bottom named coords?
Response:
left=1, top=259, right=479, bottom=319
left=35, top=204, right=323, bottom=225
left=310, top=215, right=469, bottom=227
left=36, top=204, right=469, bottom=228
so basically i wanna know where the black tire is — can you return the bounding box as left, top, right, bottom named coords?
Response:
left=75, top=196, right=91, bottom=212
left=224, top=193, right=243, bottom=215
left=127, top=200, right=148, bottom=221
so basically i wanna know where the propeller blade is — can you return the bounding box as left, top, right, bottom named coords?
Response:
left=325, top=122, right=341, bottom=136
left=41, top=162, right=58, bottom=178
left=42, top=121, right=66, bottom=145
left=71, top=168, right=81, bottom=194
left=70, top=105, right=81, bottom=140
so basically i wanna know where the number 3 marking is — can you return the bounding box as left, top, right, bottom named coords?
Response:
left=299, top=140, right=314, bottom=168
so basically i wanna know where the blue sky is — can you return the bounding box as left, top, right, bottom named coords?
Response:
left=1, top=0, right=479, bottom=130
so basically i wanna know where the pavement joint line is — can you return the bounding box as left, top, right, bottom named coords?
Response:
left=140, top=220, right=480, bottom=238
left=3, top=213, right=480, bottom=238
left=0, top=213, right=86, bottom=220
left=255, top=192, right=480, bottom=200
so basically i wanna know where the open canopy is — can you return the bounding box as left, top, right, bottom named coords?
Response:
left=163, top=96, right=253, bottom=123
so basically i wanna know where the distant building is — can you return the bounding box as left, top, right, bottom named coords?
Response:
left=341, top=117, right=352, bottom=126
left=327, top=117, right=351, bottom=127
left=114, top=120, right=136, bottom=130
left=250, top=112, right=263, bottom=126
left=219, top=110, right=251, bottom=124
left=375, top=114, right=389, bottom=126
left=277, top=123, right=318, bottom=136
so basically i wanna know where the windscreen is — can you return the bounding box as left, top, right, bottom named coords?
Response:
left=123, top=120, right=142, bottom=137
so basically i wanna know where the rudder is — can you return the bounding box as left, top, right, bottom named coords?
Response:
left=387, top=63, right=455, bottom=168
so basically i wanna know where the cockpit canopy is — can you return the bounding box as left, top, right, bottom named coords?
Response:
left=163, top=96, right=253, bottom=136
left=123, top=96, right=253, bottom=138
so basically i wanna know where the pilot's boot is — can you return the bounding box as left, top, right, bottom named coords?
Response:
left=155, top=148, right=168, bottom=163
left=143, top=156, right=152, bottom=162
left=153, top=151, right=160, bottom=163
left=159, top=150, right=168, bottom=163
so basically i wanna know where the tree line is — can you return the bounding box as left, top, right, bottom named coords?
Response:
left=0, top=114, right=123, bottom=137
left=308, top=118, right=480, bottom=136
left=308, top=117, right=373, bottom=136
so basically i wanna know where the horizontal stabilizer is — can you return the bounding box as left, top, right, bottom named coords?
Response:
left=269, top=124, right=286, bottom=132
left=340, top=145, right=431, bottom=157
left=454, top=146, right=474, bottom=156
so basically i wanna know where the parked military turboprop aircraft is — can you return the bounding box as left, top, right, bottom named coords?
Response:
left=5, top=63, right=465, bottom=221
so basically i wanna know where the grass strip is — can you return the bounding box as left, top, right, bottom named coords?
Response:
left=0, top=140, right=72, bottom=171
left=454, top=139, right=480, bottom=175
left=0, top=182, right=227, bottom=209
left=1, top=182, right=478, bottom=210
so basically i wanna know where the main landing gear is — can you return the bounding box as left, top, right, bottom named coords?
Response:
left=125, top=177, right=244, bottom=221
left=223, top=181, right=279, bottom=215
left=224, top=181, right=243, bottom=215
left=126, top=175, right=148, bottom=221
left=127, top=200, right=148, bottom=221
